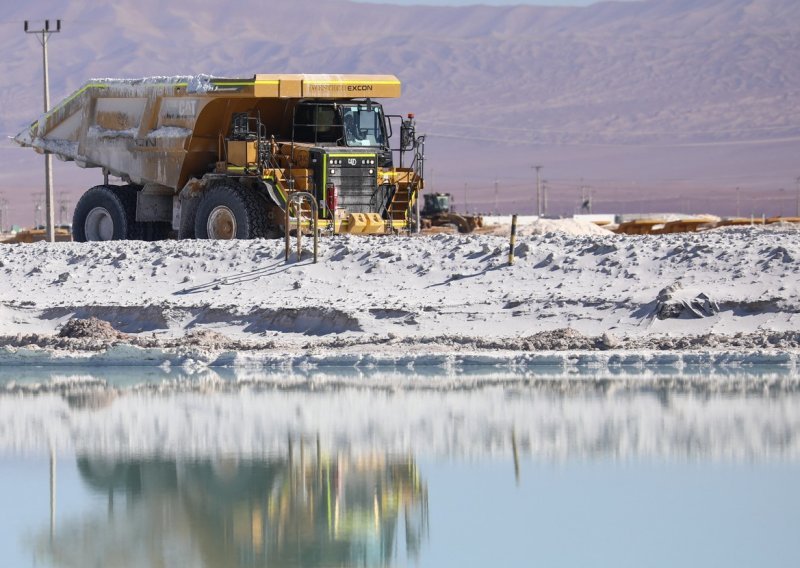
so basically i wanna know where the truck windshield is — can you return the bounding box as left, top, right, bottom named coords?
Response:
left=341, top=105, right=386, bottom=147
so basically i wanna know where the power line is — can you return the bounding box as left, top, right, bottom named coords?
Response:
left=424, top=131, right=800, bottom=149
left=419, top=119, right=800, bottom=138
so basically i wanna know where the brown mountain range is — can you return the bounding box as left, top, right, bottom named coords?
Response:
left=1, top=0, right=798, bottom=223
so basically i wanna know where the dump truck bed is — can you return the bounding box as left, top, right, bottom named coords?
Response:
left=14, top=74, right=402, bottom=192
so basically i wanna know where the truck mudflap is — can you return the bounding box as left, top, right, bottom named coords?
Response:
left=260, top=178, right=287, bottom=212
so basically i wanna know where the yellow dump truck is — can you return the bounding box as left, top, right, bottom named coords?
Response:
left=15, top=74, right=424, bottom=241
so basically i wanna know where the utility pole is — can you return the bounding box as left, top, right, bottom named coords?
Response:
left=796, top=177, right=800, bottom=217
left=736, top=187, right=741, bottom=217
left=463, top=182, right=469, bottom=214
left=25, top=19, right=61, bottom=243
left=493, top=179, right=499, bottom=215
left=0, top=194, right=8, bottom=233
left=533, top=165, right=543, bottom=217
left=542, top=179, right=548, bottom=217
left=50, top=445, right=57, bottom=543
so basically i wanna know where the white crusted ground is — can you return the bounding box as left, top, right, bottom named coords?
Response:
left=0, top=225, right=798, bottom=366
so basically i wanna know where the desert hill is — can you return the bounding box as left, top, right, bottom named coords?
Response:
left=1, top=0, right=797, bottom=221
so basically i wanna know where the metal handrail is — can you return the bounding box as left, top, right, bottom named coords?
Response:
left=412, top=135, right=425, bottom=233
left=285, top=191, right=318, bottom=264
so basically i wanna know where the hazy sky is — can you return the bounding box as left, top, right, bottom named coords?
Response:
left=351, top=1, right=608, bottom=5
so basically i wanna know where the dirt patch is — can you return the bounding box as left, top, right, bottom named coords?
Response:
left=58, top=317, right=129, bottom=341
left=179, top=329, right=235, bottom=350
left=43, top=305, right=173, bottom=333
left=190, top=306, right=362, bottom=335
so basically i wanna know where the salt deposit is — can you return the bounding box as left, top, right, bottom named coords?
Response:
left=0, top=226, right=798, bottom=367
left=480, top=215, right=613, bottom=236
left=481, top=216, right=613, bottom=236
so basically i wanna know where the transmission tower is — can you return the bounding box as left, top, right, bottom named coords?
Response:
left=57, top=196, right=72, bottom=226
left=33, top=193, right=45, bottom=228
left=0, top=194, right=8, bottom=232
left=796, top=176, right=800, bottom=217
left=580, top=185, right=593, bottom=214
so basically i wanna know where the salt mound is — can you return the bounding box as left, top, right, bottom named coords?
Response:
left=483, top=218, right=613, bottom=236
left=519, top=218, right=613, bottom=236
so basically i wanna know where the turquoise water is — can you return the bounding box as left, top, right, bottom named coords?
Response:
left=1, top=368, right=799, bottom=567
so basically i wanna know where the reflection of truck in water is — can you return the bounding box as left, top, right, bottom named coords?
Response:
left=45, top=451, right=428, bottom=567
left=421, top=192, right=483, bottom=233
left=15, top=74, right=424, bottom=241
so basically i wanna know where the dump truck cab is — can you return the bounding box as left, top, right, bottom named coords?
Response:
left=291, top=100, right=390, bottom=157
left=15, top=74, right=425, bottom=241
left=276, top=99, right=396, bottom=221
left=209, top=94, right=416, bottom=237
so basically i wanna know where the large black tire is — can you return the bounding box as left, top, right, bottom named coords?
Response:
left=194, top=181, right=270, bottom=239
left=116, top=184, right=171, bottom=241
left=73, top=185, right=172, bottom=241
left=139, top=222, right=173, bottom=241
left=72, top=185, right=136, bottom=242
left=178, top=195, right=200, bottom=239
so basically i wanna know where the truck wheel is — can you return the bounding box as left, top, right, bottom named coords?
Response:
left=178, top=195, right=200, bottom=239
left=72, top=185, right=133, bottom=242
left=140, top=222, right=172, bottom=241
left=194, top=182, right=269, bottom=240
left=110, top=185, right=146, bottom=240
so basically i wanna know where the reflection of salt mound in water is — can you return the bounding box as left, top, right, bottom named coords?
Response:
left=4, top=377, right=800, bottom=461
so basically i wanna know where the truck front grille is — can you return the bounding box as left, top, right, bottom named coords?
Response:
left=328, top=156, right=380, bottom=214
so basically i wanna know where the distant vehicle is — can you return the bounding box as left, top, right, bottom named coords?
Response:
left=15, top=74, right=425, bottom=241
left=1, top=226, right=71, bottom=244
left=421, top=192, right=482, bottom=233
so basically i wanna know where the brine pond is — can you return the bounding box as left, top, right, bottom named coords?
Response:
left=1, top=366, right=799, bottom=567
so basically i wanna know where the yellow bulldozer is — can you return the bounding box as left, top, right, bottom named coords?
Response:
left=15, top=74, right=425, bottom=241
left=420, top=192, right=483, bottom=233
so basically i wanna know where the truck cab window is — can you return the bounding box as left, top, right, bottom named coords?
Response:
left=293, top=104, right=342, bottom=144
left=342, top=105, right=386, bottom=147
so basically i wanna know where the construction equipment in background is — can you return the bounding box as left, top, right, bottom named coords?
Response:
left=613, top=215, right=800, bottom=234
left=614, top=216, right=717, bottom=235
left=1, top=225, right=71, bottom=244
left=15, top=74, right=424, bottom=241
left=420, top=192, right=483, bottom=234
